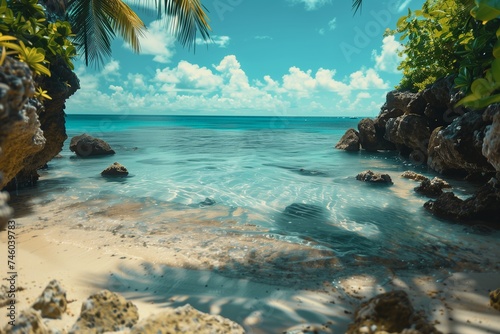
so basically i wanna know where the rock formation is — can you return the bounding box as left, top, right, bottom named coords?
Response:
left=101, top=162, right=129, bottom=177
left=70, top=134, right=115, bottom=157
left=490, top=288, right=500, bottom=312
left=70, top=290, right=139, bottom=333
left=356, top=170, right=393, bottom=184
left=401, top=171, right=428, bottom=182
left=0, top=57, right=79, bottom=190
left=130, top=304, right=245, bottom=334
left=346, top=290, right=441, bottom=334
left=32, top=280, right=67, bottom=319
left=414, top=177, right=451, bottom=198
left=335, top=128, right=360, bottom=151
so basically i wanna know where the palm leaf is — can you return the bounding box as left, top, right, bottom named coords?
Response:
left=352, top=0, right=362, bottom=14
left=127, top=0, right=211, bottom=48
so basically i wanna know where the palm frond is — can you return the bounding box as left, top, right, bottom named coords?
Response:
left=67, top=0, right=145, bottom=67
left=352, top=0, right=362, bottom=14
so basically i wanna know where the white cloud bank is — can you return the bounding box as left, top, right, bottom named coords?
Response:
left=67, top=55, right=391, bottom=115
left=372, top=35, right=404, bottom=73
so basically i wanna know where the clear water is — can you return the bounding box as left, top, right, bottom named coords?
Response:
left=14, top=115, right=499, bottom=283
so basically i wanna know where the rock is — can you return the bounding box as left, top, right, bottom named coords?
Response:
left=101, top=162, right=128, bottom=177
left=428, top=111, right=494, bottom=175
left=1, top=308, right=52, bottom=334
left=70, top=134, right=115, bottom=157
left=424, top=178, right=500, bottom=225
left=0, top=57, right=45, bottom=189
left=346, top=290, right=441, bottom=334
left=199, top=197, right=216, bottom=206
left=384, top=114, right=430, bottom=158
left=70, top=290, right=139, bottom=333
left=385, top=90, right=425, bottom=115
left=356, top=170, right=393, bottom=184
left=415, top=177, right=450, bottom=198
left=401, top=171, right=428, bottom=182
left=32, top=280, right=67, bottom=319
left=130, top=304, right=244, bottom=334
left=482, top=109, right=500, bottom=172
left=357, top=118, right=394, bottom=151
left=0, top=191, right=12, bottom=231
left=335, top=128, right=360, bottom=151
left=490, top=288, right=500, bottom=311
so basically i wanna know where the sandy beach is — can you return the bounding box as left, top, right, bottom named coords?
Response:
left=1, top=196, right=499, bottom=333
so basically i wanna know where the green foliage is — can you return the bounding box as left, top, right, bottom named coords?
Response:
left=456, top=1, right=500, bottom=109
left=0, top=0, right=76, bottom=77
left=389, top=0, right=474, bottom=92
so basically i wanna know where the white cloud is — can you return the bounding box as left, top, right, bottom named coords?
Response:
left=196, top=35, right=230, bottom=48
left=328, top=18, right=337, bottom=31
left=255, top=36, right=273, bottom=40
left=125, top=19, right=176, bottom=63
left=372, top=35, right=403, bottom=73
left=397, top=0, right=413, bottom=12
left=289, top=0, right=331, bottom=10
left=67, top=55, right=391, bottom=116
left=349, top=68, right=389, bottom=90
left=101, top=60, right=120, bottom=78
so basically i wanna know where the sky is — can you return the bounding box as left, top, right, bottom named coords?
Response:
left=66, top=0, right=425, bottom=117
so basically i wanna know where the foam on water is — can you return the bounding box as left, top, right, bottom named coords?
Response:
left=13, top=115, right=499, bottom=282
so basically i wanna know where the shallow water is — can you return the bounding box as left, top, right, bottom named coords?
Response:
left=10, top=115, right=500, bottom=284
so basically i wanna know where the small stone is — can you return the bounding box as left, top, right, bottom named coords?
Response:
left=101, top=162, right=129, bottom=177
left=490, top=288, right=500, bottom=311
left=356, top=170, right=393, bottom=184
left=199, top=197, right=216, bottom=206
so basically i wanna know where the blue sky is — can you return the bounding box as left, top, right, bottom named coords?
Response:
left=66, top=0, right=423, bottom=116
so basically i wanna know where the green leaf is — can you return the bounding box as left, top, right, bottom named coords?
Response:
left=471, top=0, right=500, bottom=22
left=494, top=39, right=500, bottom=58
left=471, top=78, right=494, bottom=98
left=492, top=58, right=500, bottom=82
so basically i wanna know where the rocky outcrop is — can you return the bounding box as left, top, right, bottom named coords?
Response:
left=346, top=290, right=441, bottom=334
left=490, top=288, right=500, bottom=312
left=1, top=57, right=79, bottom=190
left=384, top=114, right=430, bottom=161
left=427, top=111, right=493, bottom=174
left=401, top=171, right=428, bottom=182
left=356, top=170, right=393, bottom=184
left=101, top=162, right=128, bottom=177
left=130, top=304, right=245, bottom=334
left=32, top=280, right=67, bottom=319
left=70, top=290, right=139, bottom=333
left=70, top=134, right=115, bottom=157
left=335, top=128, right=360, bottom=151
left=415, top=177, right=451, bottom=198
left=357, top=118, right=395, bottom=151
left=424, top=178, right=500, bottom=225
left=482, top=107, right=500, bottom=171
left=0, top=57, right=45, bottom=190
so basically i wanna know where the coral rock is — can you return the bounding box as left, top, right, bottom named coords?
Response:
left=346, top=290, right=441, bottom=334
left=1, top=309, right=52, bottom=334
left=70, top=134, right=115, bottom=157
left=32, top=280, right=67, bottom=319
left=356, top=170, right=393, bottom=184
left=69, top=290, right=138, bottom=333
left=401, top=171, right=428, bottom=182
left=490, top=288, right=500, bottom=311
left=101, top=162, right=128, bottom=177
left=335, top=128, right=360, bottom=151
left=130, top=304, right=244, bottom=334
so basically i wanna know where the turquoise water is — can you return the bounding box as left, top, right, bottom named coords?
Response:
left=19, top=115, right=499, bottom=280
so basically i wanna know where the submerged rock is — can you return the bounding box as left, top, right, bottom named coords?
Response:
left=32, top=280, right=67, bottom=319
left=356, top=170, right=393, bottom=184
left=401, top=171, right=428, bottom=182
left=101, top=162, right=128, bottom=177
left=70, top=134, right=115, bottom=157
left=199, top=197, right=216, bottom=206
left=335, top=128, right=360, bottom=151
left=283, top=203, right=327, bottom=220
left=346, top=290, right=441, bottom=334
left=70, top=290, right=138, bottom=333
left=415, top=177, right=451, bottom=198
left=490, top=288, right=500, bottom=311
left=130, top=304, right=244, bottom=334
left=424, top=178, right=500, bottom=225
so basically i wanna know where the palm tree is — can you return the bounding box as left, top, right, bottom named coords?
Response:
left=41, top=0, right=211, bottom=67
